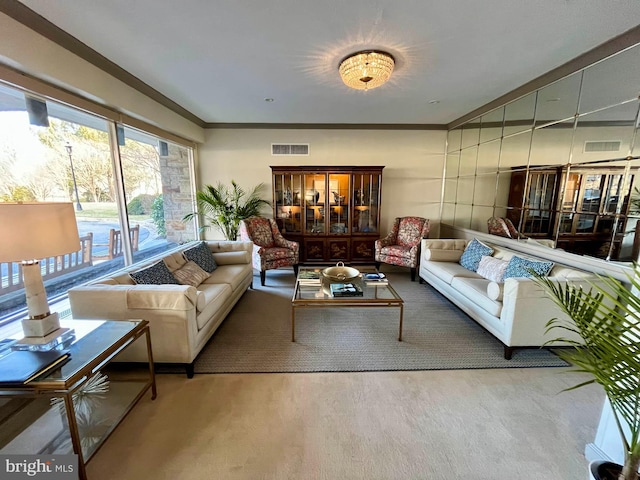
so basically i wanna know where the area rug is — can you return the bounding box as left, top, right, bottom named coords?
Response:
left=159, top=269, right=569, bottom=374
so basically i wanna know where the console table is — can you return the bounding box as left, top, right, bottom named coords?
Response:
left=0, top=319, right=156, bottom=480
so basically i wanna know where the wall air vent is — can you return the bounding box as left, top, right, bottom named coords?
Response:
left=584, top=141, right=621, bottom=153
left=271, top=143, right=309, bottom=156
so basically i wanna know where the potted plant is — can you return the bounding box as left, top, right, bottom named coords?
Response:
left=534, top=266, right=640, bottom=480
left=183, top=180, right=271, bottom=240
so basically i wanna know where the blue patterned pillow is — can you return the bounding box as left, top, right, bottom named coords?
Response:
left=503, top=255, right=554, bottom=279
left=183, top=242, right=218, bottom=273
left=459, top=238, right=494, bottom=272
left=130, top=261, right=180, bottom=285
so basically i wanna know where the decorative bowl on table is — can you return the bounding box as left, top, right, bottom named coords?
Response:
left=322, top=262, right=360, bottom=282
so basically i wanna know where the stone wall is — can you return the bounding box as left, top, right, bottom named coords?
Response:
left=159, top=142, right=196, bottom=244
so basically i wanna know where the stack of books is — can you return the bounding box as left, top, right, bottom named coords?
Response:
left=298, top=270, right=322, bottom=286
left=330, top=282, right=364, bottom=297
left=363, top=272, right=388, bottom=286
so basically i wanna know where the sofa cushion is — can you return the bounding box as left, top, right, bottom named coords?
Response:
left=173, top=261, right=210, bottom=287
left=195, top=283, right=232, bottom=330
left=451, top=277, right=503, bottom=317
left=164, top=251, right=188, bottom=272
left=459, top=238, right=494, bottom=272
left=183, top=242, right=218, bottom=273
left=203, top=264, right=251, bottom=292
left=130, top=261, right=180, bottom=285
left=424, top=260, right=482, bottom=285
left=504, top=255, right=554, bottom=279
left=476, top=256, right=508, bottom=283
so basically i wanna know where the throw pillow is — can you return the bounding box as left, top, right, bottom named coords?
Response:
left=486, top=281, right=504, bottom=301
left=173, top=260, right=210, bottom=287
left=476, top=256, right=509, bottom=283
left=503, top=255, right=554, bottom=279
left=459, top=238, right=494, bottom=272
left=130, top=261, right=180, bottom=285
left=423, top=249, right=463, bottom=262
left=183, top=242, right=218, bottom=273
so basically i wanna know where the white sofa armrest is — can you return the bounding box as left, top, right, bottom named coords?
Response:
left=68, top=284, right=200, bottom=363
left=500, top=276, right=608, bottom=346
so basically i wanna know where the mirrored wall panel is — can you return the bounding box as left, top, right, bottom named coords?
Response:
left=443, top=42, right=640, bottom=262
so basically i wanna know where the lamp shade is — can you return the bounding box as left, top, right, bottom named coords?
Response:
left=0, top=203, right=80, bottom=262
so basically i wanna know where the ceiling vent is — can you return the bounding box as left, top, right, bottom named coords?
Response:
left=272, top=143, right=309, bottom=156
left=584, top=140, right=621, bottom=153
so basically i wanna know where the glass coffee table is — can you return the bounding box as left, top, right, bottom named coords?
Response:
left=291, top=267, right=405, bottom=342
left=0, top=319, right=156, bottom=480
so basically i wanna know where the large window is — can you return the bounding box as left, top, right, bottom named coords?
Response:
left=0, top=82, right=197, bottom=323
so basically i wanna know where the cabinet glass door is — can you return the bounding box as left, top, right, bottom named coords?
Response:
left=328, top=174, right=350, bottom=234
left=304, top=173, right=326, bottom=234
left=522, top=171, right=557, bottom=235
left=352, top=173, right=380, bottom=234
left=273, top=172, right=302, bottom=233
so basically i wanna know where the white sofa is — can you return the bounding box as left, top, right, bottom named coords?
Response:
left=418, top=238, right=605, bottom=359
left=68, top=241, right=253, bottom=377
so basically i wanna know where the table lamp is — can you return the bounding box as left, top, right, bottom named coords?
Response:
left=0, top=203, right=80, bottom=337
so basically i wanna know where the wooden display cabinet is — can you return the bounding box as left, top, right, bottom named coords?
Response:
left=507, top=165, right=636, bottom=259
left=271, top=166, right=383, bottom=263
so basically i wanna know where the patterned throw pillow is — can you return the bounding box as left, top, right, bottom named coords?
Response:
left=130, top=261, right=180, bottom=285
left=459, top=238, right=494, bottom=272
left=476, top=255, right=508, bottom=283
left=183, top=242, right=218, bottom=273
left=503, top=255, right=554, bottom=279
left=173, top=260, right=210, bottom=287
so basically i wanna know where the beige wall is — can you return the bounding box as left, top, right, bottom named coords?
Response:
left=199, top=128, right=447, bottom=239
left=0, top=12, right=204, bottom=143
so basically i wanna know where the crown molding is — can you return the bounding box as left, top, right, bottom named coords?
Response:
left=204, top=123, right=448, bottom=130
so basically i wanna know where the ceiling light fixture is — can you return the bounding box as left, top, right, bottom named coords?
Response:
left=338, top=50, right=395, bottom=91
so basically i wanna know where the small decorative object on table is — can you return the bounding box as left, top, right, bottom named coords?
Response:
left=330, top=283, right=364, bottom=297
left=298, top=270, right=322, bottom=286
left=364, top=272, right=388, bottom=286
left=322, top=262, right=360, bottom=282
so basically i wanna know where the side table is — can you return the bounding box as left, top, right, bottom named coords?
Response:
left=0, top=319, right=157, bottom=480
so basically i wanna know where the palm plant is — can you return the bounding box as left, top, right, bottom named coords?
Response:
left=183, top=180, right=271, bottom=240
left=534, top=266, right=640, bottom=480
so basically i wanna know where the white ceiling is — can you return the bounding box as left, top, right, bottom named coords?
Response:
left=17, top=0, right=640, bottom=125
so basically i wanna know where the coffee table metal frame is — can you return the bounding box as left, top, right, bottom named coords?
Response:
left=0, top=319, right=156, bottom=480
left=291, top=268, right=405, bottom=342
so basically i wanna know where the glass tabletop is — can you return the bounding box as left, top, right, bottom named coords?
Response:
left=4, top=319, right=144, bottom=388
left=294, top=267, right=402, bottom=303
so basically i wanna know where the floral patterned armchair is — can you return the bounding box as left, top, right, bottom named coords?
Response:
left=375, top=217, right=430, bottom=281
left=239, top=216, right=299, bottom=286
left=487, top=217, right=527, bottom=239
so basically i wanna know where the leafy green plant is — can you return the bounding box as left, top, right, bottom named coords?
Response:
left=534, top=267, right=640, bottom=480
left=127, top=194, right=156, bottom=215
left=151, top=195, right=166, bottom=237
left=183, top=181, right=271, bottom=240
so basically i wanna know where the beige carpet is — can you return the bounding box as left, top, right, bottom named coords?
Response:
left=86, top=369, right=604, bottom=480
left=162, top=269, right=568, bottom=373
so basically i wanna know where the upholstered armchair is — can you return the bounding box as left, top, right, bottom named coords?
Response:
left=239, top=216, right=299, bottom=286
left=375, top=217, right=430, bottom=281
left=487, top=217, right=512, bottom=238
left=487, top=217, right=527, bottom=239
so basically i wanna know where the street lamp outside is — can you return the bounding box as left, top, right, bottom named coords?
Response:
left=64, top=142, right=83, bottom=212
